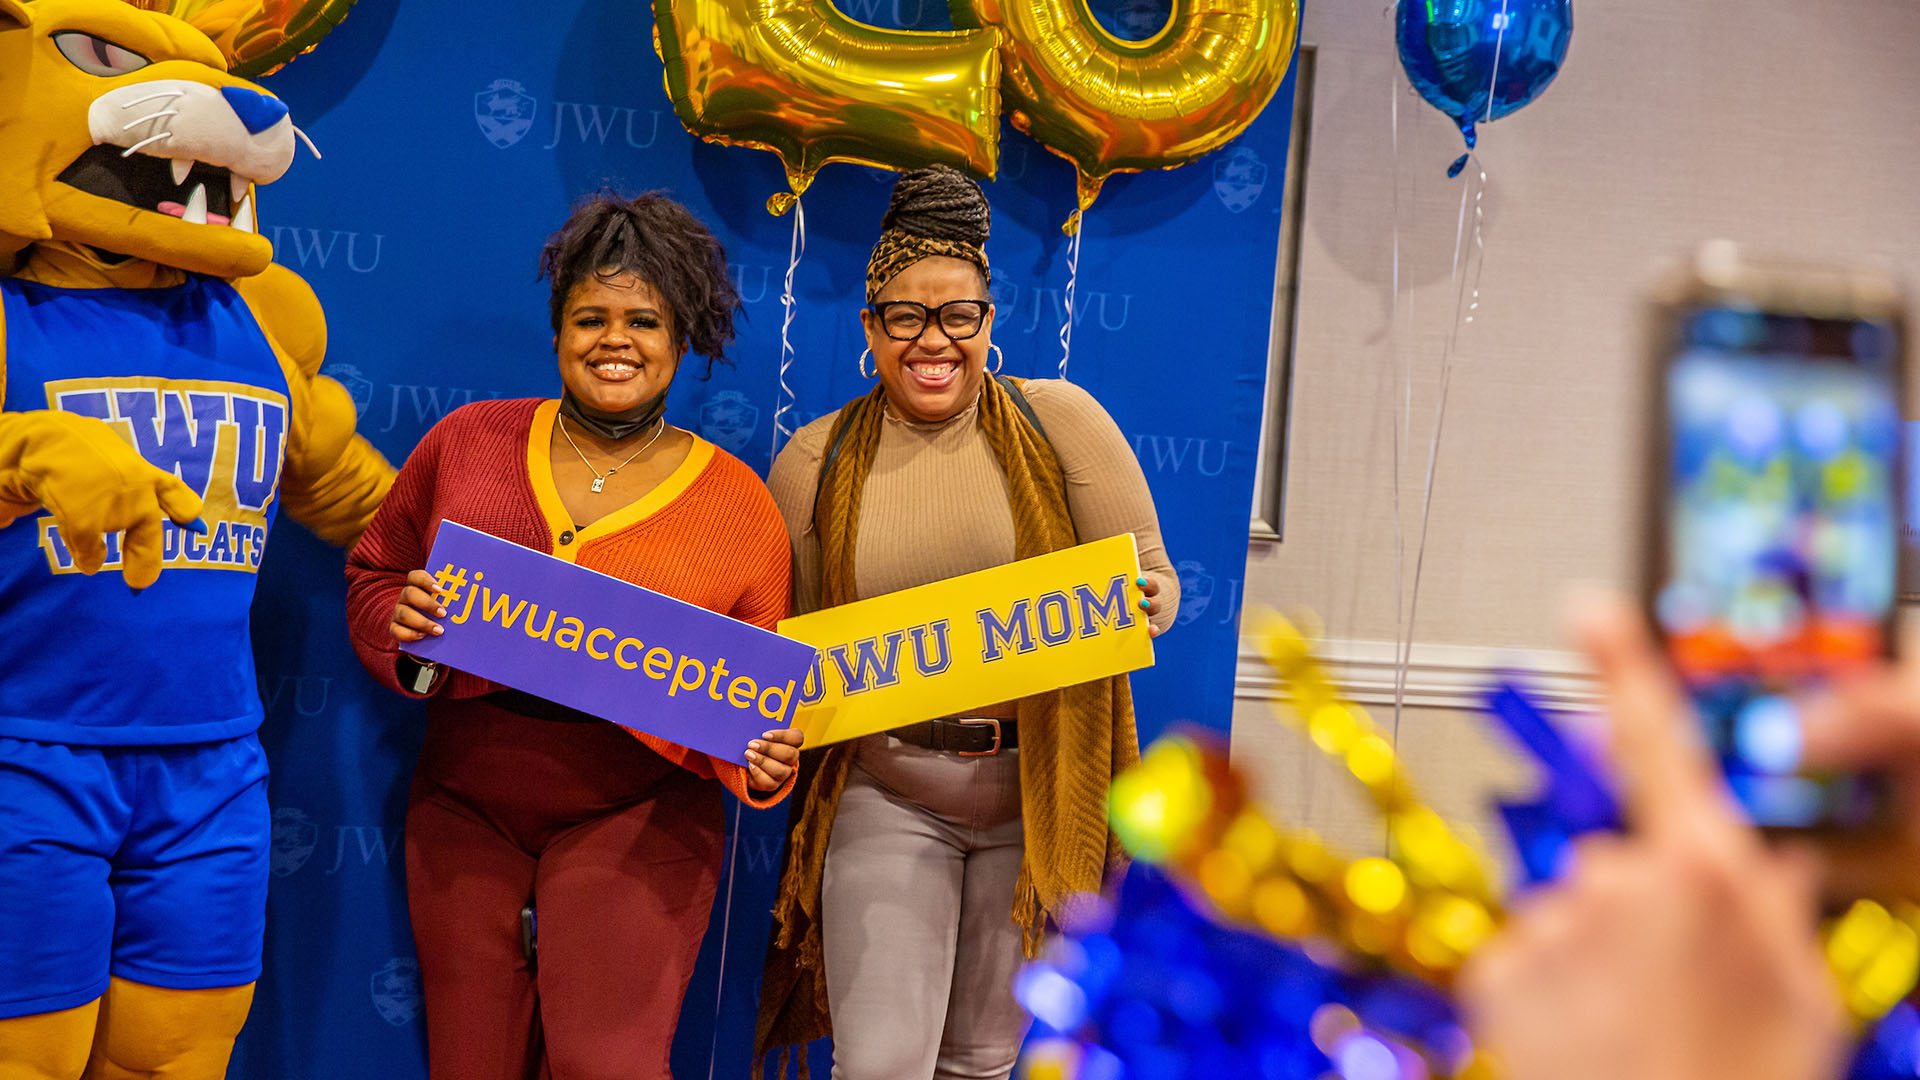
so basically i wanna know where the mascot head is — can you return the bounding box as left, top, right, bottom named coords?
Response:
left=0, top=0, right=342, bottom=278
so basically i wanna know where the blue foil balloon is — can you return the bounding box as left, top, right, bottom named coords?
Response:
left=1396, top=0, right=1573, bottom=174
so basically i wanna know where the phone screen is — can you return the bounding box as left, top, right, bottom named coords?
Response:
left=1657, top=304, right=1901, bottom=827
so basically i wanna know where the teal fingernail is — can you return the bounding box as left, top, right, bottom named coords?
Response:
left=1136, top=576, right=1148, bottom=588
left=187, top=518, right=209, bottom=535
left=1137, top=598, right=1151, bottom=610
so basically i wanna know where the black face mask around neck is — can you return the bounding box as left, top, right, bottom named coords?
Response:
left=558, top=388, right=668, bottom=441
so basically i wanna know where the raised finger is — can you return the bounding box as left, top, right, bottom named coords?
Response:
left=1568, top=588, right=1737, bottom=838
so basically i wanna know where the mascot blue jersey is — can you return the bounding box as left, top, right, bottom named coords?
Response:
left=0, top=277, right=290, bottom=745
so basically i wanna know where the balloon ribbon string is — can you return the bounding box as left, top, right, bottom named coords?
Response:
left=772, top=197, right=806, bottom=460
left=706, top=799, right=742, bottom=1080
left=1395, top=158, right=1488, bottom=740
left=1058, top=217, right=1083, bottom=380
left=1388, top=8, right=1409, bottom=853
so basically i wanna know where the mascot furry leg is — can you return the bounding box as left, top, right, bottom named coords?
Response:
left=0, top=2, right=392, bottom=1076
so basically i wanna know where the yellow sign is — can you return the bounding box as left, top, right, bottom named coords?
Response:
left=778, top=533, right=1154, bottom=747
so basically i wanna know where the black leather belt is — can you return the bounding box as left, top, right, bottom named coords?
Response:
left=890, top=717, right=1018, bottom=756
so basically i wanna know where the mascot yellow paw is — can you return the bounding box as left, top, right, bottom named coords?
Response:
left=0, top=411, right=203, bottom=588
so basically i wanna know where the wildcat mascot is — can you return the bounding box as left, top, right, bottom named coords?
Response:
left=0, top=1, right=392, bottom=1076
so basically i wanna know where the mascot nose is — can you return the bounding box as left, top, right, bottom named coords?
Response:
left=220, top=85, right=291, bottom=135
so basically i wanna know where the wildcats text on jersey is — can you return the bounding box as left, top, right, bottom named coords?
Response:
left=38, top=375, right=288, bottom=575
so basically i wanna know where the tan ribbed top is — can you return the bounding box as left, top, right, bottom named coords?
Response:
left=766, top=378, right=1178, bottom=628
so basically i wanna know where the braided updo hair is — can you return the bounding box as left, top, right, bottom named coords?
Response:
left=538, top=191, right=741, bottom=375
left=883, top=165, right=991, bottom=247
left=866, top=165, right=992, bottom=301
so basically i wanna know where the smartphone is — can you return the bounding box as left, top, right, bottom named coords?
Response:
left=1645, top=242, right=1906, bottom=829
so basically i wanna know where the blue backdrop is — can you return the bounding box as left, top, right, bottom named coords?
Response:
left=232, top=2, right=1295, bottom=1076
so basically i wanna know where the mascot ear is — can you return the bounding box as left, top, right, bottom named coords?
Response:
left=170, top=0, right=356, bottom=78
left=0, top=0, right=31, bottom=29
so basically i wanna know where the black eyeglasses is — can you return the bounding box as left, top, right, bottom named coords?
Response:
left=869, top=299, right=992, bottom=342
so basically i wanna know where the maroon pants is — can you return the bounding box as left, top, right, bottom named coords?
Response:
left=405, top=698, right=724, bottom=1080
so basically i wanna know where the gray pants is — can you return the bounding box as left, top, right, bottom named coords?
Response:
left=821, top=735, right=1031, bottom=1080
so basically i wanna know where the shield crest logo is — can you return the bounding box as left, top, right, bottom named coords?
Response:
left=1212, top=147, right=1268, bottom=214
left=1175, top=559, right=1215, bottom=627
left=370, top=958, right=423, bottom=1026
left=699, top=391, right=760, bottom=456
left=322, top=363, right=375, bottom=421
left=474, top=79, right=538, bottom=149
left=269, top=807, right=318, bottom=878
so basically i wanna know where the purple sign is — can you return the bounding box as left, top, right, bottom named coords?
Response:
left=404, top=521, right=816, bottom=763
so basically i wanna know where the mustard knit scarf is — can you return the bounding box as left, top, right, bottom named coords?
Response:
left=753, top=377, right=1138, bottom=1077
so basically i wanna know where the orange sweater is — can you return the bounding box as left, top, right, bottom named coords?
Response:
left=345, top=398, right=794, bottom=807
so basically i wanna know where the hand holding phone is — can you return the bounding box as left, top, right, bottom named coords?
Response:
left=1646, top=242, right=1905, bottom=830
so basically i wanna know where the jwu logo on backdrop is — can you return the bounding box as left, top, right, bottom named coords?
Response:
left=475, top=79, right=537, bottom=148
left=370, top=959, right=423, bottom=1027
left=473, top=78, right=670, bottom=151
left=268, top=805, right=404, bottom=878
left=1171, top=558, right=1244, bottom=628
left=988, top=278, right=1135, bottom=336
left=1213, top=147, right=1268, bottom=213
left=270, top=807, right=319, bottom=877
left=699, top=391, right=760, bottom=455
left=324, top=363, right=515, bottom=436
left=1130, top=433, right=1231, bottom=478
left=269, top=226, right=384, bottom=274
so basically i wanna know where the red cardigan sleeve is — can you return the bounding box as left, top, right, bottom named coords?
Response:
left=343, top=419, right=442, bottom=698
left=342, top=416, right=496, bottom=701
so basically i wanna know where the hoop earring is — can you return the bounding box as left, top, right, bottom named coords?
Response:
left=858, top=348, right=875, bottom=379
left=988, top=344, right=1004, bottom=376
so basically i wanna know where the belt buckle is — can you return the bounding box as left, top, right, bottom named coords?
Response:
left=954, top=717, right=1001, bottom=757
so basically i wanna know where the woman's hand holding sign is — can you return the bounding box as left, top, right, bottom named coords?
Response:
left=746, top=729, right=805, bottom=791
left=1138, top=575, right=1163, bottom=639
left=390, top=567, right=449, bottom=643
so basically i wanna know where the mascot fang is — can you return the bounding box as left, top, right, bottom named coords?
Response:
left=0, top=1, right=392, bottom=1076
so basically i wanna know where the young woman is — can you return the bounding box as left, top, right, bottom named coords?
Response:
left=345, top=192, right=802, bottom=1080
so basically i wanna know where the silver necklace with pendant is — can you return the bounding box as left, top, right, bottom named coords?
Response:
left=559, top=414, right=666, bottom=493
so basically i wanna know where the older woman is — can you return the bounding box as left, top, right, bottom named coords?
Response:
left=755, top=166, right=1178, bottom=1080
left=343, top=192, right=803, bottom=1080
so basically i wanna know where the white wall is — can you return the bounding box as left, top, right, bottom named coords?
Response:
left=1232, top=0, right=1920, bottom=870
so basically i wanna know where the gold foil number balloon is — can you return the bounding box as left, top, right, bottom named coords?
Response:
left=169, top=0, right=358, bottom=78
left=652, top=0, right=1003, bottom=213
left=955, top=0, right=1299, bottom=216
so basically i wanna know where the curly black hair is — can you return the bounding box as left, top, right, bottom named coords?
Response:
left=538, top=191, right=741, bottom=375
